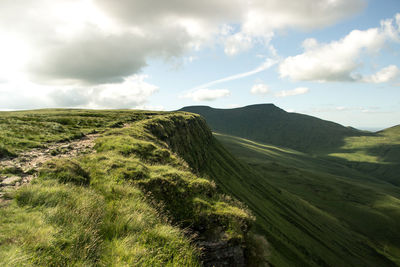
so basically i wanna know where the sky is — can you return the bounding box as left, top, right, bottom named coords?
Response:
left=0, top=0, right=399, bottom=130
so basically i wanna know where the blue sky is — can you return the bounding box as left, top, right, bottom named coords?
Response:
left=0, top=0, right=399, bottom=130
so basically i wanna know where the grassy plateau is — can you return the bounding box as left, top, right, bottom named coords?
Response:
left=0, top=109, right=266, bottom=266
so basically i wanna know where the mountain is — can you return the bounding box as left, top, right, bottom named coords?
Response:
left=180, top=104, right=400, bottom=266
left=180, top=104, right=368, bottom=154
left=180, top=104, right=400, bottom=185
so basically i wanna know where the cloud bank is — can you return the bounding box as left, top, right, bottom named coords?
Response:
left=279, top=14, right=400, bottom=83
left=1, top=0, right=366, bottom=85
left=0, top=75, right=158, bottom=110
left=0, top=0, right=366, bottom=108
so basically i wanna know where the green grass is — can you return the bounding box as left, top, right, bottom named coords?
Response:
left=215, top=132, right=400, bottom=266
left=6, top=107, right=397, bottom=266
left=1, top=179, right=200, bottom=266
left=0, top=109, right=263, bottom=266
left=0, top=109, right=164, bottom=157
left=327, top=125, right=400, bottom=185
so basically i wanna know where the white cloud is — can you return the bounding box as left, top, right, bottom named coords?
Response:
left=0, top=0, right=366, bottom=85
left=362, top=65, right=400, bottom=83
left=0, top=75, right=158, bottom=110
left=241, top=0, right=365, bottom=34
left=279, top=14, right=400, bottom=82
left=89, top=75, right=159, bottom=108
left=0, top=0, right=367, bottom=109
left=182, top=89, right=230, bottom=101
left=275, top=87, right=309, bottom=97
left=135, top=105, right=165, bottom=111
left=191, top=58, right=278, bottom=91
left=224, top=32, right=254, bottom=56
left=251, top=83, right=270, bottom=95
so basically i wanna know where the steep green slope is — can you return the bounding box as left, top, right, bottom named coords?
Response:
left=180, top=104, right=367, bottom=154
left=0, top=110, right=261, bottom=266
left=149, top=112, right=397, bottom=266
left=215, top=133, right=400, bottom=265
left=179, top=104, right=400, bottom=265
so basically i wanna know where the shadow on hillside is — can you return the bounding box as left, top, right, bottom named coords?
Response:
left=326, top=144, right=400, bottom=186
left=364, top=144, right=400, bottom=163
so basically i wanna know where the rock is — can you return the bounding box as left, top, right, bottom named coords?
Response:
left=1, top=176, right=21, bottom=186
left=198, top=240, right=246, bottom=267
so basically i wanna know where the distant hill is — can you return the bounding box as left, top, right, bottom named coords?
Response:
left=180, top=104, right=367, bottom=154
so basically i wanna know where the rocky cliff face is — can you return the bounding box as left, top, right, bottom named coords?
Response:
left=199, top=240, right=245, bottom=267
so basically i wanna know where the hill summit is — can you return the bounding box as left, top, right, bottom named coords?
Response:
left=180, top=104, right=365, bottom=154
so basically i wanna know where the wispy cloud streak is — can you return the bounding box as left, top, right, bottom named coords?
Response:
left=190, top=58, right=278, bottom=91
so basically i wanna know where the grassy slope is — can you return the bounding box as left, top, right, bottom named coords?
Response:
left=215, top=132, right=400, bottom=266
left=148, top=113, right=396, bottom=266
left=0, top=110, right=258, bottom=266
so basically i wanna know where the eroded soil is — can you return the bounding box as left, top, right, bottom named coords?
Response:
left=0, top=133, right=99, bottom=202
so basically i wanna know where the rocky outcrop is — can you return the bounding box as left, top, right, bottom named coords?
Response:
left=198, top=240, right=245, bottom=267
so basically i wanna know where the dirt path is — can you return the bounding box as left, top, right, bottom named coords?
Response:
left=0, top=133, right=100, bottom=201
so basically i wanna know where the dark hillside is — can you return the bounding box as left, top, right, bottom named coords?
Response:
left=180, top=104, right=367, bottom=154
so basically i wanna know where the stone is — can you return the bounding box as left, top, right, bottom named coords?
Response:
left=1, top=176, right=21, bottom=186
left=198, top=240, right=246, bottom=267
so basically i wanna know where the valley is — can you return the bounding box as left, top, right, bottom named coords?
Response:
left=182, top=104, right=400, bottom=266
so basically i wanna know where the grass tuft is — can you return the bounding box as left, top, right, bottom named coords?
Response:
left=39, top=159, right=90, bottom=186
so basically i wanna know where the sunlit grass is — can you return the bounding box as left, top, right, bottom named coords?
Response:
left=328, top=152, right=381, bottom=163
left=329, top=126, right=400, bottom=164
left=0, top=110, right=261, bottom=266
